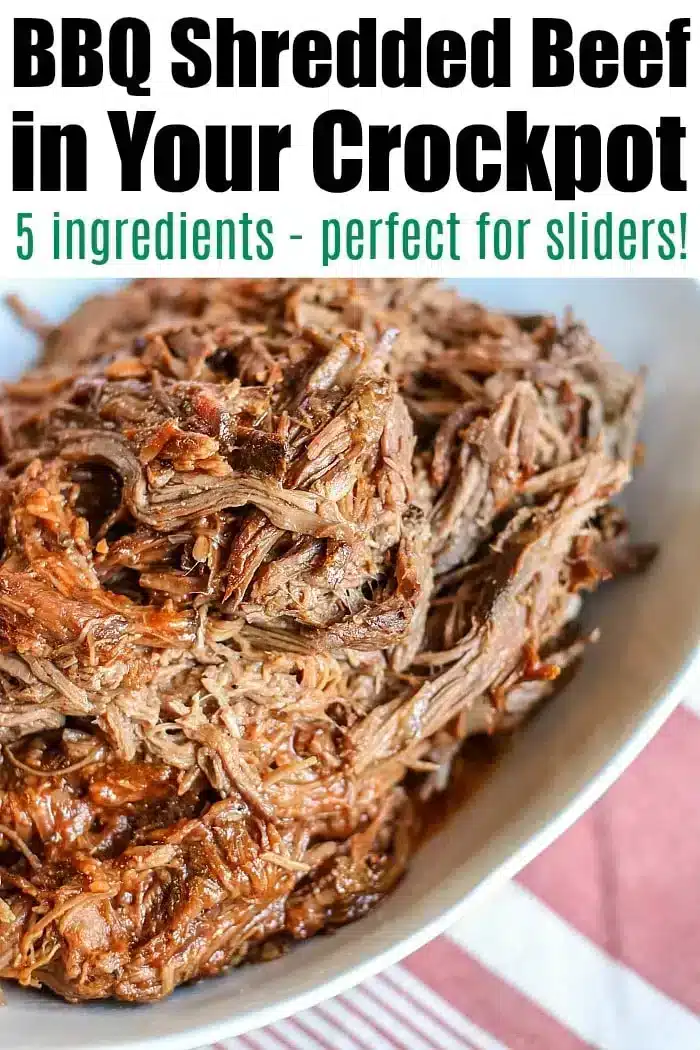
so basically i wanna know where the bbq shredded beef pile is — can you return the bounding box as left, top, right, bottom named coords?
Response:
left=0, top=279, right=651, bottom=1003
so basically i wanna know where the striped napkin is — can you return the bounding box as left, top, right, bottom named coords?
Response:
left=202, top=690, right=700, bottom=1050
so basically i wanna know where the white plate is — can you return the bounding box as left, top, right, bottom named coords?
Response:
left=1, top=279, right=699, bottom=1050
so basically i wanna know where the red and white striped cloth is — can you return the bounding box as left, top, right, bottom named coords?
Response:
left=202, top=688, right=700, bottom=1050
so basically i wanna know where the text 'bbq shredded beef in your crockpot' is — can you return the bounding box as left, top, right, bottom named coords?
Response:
left=0, top=280, right=652, bottom=1003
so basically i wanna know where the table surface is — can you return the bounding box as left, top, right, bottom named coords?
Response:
left=198, top=685, right=700, bottom=1050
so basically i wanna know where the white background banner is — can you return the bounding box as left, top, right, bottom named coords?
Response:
left=0, top=0, right=695, bottom=277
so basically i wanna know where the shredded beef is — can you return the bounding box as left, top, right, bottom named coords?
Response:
left=0, top=279, right=650, bottom=1003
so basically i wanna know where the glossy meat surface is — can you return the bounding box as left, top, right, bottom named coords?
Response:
left=0, top=280, right=647, bottom=1001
